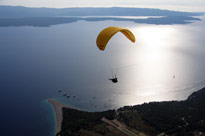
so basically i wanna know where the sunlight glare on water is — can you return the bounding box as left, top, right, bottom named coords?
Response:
left=107, top=23, right=205, bottom=106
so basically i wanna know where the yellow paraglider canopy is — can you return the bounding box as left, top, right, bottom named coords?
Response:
left=96, top=26, right=135, bottom=51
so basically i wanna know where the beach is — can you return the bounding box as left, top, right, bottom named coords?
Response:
left=47, top=99, right=76, bottom=135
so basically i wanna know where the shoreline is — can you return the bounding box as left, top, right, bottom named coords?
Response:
left=57, top=87, right=205, bottom=136
left=47, top=99, right=76, bottom=135
left=47, top=87, right=205, bottom=136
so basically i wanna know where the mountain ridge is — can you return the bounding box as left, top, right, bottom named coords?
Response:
left=0, top=5, right=204, bottom=18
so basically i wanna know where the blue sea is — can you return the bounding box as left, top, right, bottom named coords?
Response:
left=0, top=15, right=205, bottom=136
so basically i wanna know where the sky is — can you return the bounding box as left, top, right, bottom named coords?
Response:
left=0, top=0, right=205, bottom=12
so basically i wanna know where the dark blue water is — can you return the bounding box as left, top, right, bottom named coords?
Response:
left=0, top=16, right=205, bottom=136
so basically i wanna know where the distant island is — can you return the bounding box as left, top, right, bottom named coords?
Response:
left=0, top=6, right=204, bottom=27
left=0, top=6, right=204, bottom=18
left=49, top=87, right=205, bottom=136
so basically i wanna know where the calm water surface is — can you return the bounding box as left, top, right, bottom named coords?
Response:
left=0, top=16, right=205, bottom=136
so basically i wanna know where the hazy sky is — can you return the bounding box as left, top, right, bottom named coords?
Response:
left=0, top=0, right=205, bottom=12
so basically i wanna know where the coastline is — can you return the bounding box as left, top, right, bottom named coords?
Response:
left=47, top=99, right=76, bottom=135
left=58, top=87, right=205, bottom=136
left=47, top=87, right=205, bottom=136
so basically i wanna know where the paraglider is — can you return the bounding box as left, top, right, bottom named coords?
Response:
left=96, top=26, right=136, bottom=83
left=109, top=74, right=118, bottom=83
left=96, top=26, right=135, bottom=51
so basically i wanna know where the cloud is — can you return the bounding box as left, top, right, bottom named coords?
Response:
left=0, top=0, right=204, bottom=12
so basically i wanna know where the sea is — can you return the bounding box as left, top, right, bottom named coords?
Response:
left=0, top=15, right=205, bottom=136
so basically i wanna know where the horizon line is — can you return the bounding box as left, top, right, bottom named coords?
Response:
left=0, top=5, right=204, bottom=13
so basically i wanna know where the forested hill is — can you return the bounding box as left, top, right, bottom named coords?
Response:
left=118, top=87, right=205, bottom=135
left=60, top=87, right=205, bottom=136
left=0, top=6, right=203, bottom=18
